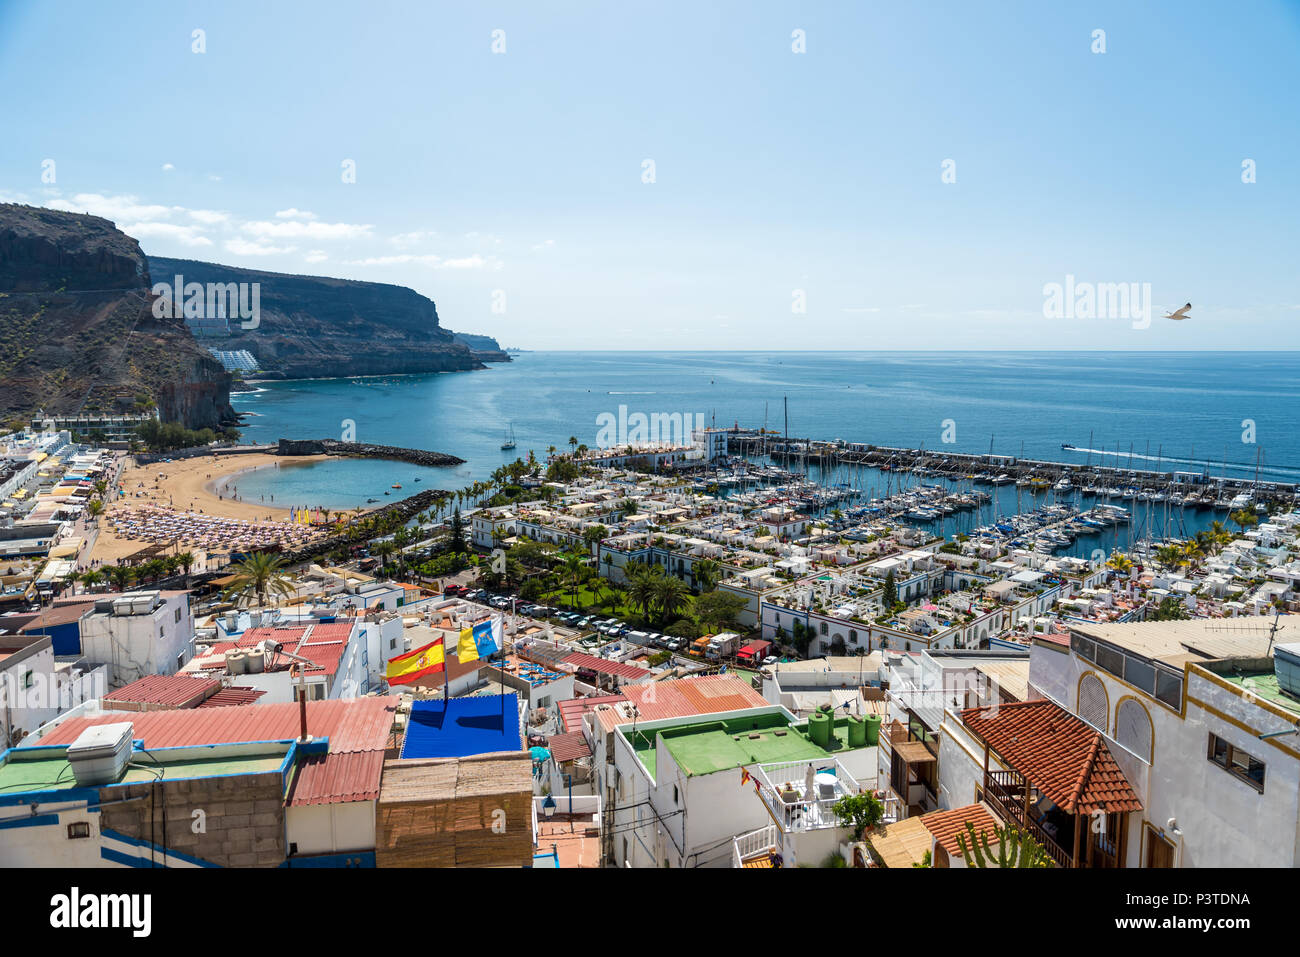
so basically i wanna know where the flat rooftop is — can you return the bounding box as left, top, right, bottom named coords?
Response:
left=0, top=748, right=287, bottom=796
left=628, top=710, right=866, bottom=778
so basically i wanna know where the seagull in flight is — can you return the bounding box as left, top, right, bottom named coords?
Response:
left=1164, top=302, right=1192, bottom=321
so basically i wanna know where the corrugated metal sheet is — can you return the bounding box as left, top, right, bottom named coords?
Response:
left=287, top=750, right=386, bottom=806
left=40, top=695, right=398, bottom=753
left=104, top=674, right=221, bottom=708
left=562, top=651, right=650, bottom=681
left=196, top=686, right=268, bottom=708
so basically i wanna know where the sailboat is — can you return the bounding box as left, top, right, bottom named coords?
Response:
left=501, top=422, right=517, bottom=451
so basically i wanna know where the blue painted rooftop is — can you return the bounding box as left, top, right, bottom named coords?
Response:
left=400, top=694, right=521, bottom=759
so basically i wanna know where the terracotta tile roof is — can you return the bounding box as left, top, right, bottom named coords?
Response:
left=960, top=699, right=1142, bottom=814
left=623, top=673, right=768, bottom=721
left=546, top=731, right=592, bottom=764
left=920, top=803, right=1000, bottom=858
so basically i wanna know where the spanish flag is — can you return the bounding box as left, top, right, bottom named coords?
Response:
left=385, top=638, right=445, bottom=685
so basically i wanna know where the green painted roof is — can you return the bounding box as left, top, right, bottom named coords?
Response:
left=0, top=751, right=286, bottom=795
left=628, top=711, right=866, bottom=779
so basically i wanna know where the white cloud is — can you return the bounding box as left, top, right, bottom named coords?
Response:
left=438, top=255, right=488, bottom=270
left=243, top=219, right=372, bottom=240
left=390, top=230, right=435, bottom=247
left=304, top=250, right=328, bottom=263
left=274, top=208, right=317, bottom=220
left=46, top=193, right=176, bottom=222
left=188, top=209, right=229, bottom=225
left=161, top=163, right=175, bottom=172
left=531, top=239, right=556, bottom=251
left=225, top=238, right=296, bottom=256
left=119, top=222, right=212, bottom=247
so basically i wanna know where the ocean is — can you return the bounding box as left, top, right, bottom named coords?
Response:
left=229, top=351, right=1300, bottom=550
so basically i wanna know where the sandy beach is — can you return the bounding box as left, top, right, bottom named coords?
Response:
left=87, top=452, right=346, bottom=567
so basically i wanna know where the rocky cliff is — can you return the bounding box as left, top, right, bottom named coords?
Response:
left=0, top=204, right=237, bottom=430
left=451, top=331, right=511, bottom=362
left=149, top=256, right=483, bottom=379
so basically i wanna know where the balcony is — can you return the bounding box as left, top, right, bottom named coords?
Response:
left=732, top=823, right=780, bottom=868
left=984, top=768, right=1120, bottom=869
left=754, top=758, right=861, bottom=833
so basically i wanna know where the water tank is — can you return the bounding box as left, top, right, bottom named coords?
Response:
left=225, top=649, right=248, bottom=675
left=864, top=714, right=882, bottom=746
left=244, top=646, right=266, bottom=674
left=1275, top=643, right=1300, bottom=699
left=808, top=711, right=832, bottom=748
left=249, top=610, right=262, bottom=628
left=847, top=715, right=867, bottom=748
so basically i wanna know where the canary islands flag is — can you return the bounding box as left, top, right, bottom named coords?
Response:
left=458, top=620, right=498, bottom=664
left=385, top=638, right=445, bottom=685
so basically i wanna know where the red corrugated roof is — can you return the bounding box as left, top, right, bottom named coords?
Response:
left=42, top=696, right=396, bottom=752
left=103, top=674, right=220, bottom=708
left=286, top=750, right=386, bottom=806
left=196, top=686, right=267, bottom=708
left=562, top=651, right=650, bottom=681
left=546, top=731, right=592, bottom=763
left=960, top=699, right=1142, bottom=815
left=40, top=696, right=398, bottom=806
left=556, top=694, right=626, bottom=733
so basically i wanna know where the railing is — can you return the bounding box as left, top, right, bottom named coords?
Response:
left=984, top=769, right=1073, bottom=868
left=732, top=823, right=779, bottom=867
left=754, top=758, right=860, bottom=833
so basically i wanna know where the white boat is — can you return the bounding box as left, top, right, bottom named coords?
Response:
left=501, top=422, right=517, bottom=451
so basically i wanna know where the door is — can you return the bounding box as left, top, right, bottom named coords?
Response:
left=1145, top=827, right=1175, bottom=868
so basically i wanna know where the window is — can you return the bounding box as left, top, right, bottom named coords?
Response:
left=176, top=652, right=185, bottom=671
left=1154, top=669, right=1182, bottom=710
left=819, top=622, right=828, bottom=635
left=67, top=822, right=91, bottom=839
left=23, top=670, right=33, bottom=690
left=1078, top=674, right=1108, bottom=731
left=174, top=607, right=182, bottom=623
left=1094, top=644, right=1124, bottom=680
left=1207, top=733, right=1265, bottom=792
left=390, top=638, right=398, bottom=650
left=1115, top=699, right=1153, bottom=763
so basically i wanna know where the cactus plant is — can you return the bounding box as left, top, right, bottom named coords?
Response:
left=955, top=820, right=1054, bottom=868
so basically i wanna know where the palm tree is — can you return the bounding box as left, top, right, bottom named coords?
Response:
left=372, top=540, right=397, bottom=574
left=105, top=564, right=135, bottom=592
left=222, top=552, right=294, bottom=607
left=79, top=569, right=104, bottom=593
left=1106, top=552, right=1133, bottom=576
left=1229, top=508, right=1259, bottom=534
left=175, top=551, right=195, bottom=582
left=653, top=576, right=689, bottom=626
left=561, top=553, right=587, bottom=611
left=693, top=558, right=721, bottom=593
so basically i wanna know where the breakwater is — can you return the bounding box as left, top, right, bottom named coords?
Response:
left=276, top=438, right=464, bottom=467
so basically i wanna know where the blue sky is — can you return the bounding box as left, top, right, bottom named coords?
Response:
left=2, top=0, right=1298, bottom=349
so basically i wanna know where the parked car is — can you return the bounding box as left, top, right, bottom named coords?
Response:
left=762, top=655, right=779, bottom=666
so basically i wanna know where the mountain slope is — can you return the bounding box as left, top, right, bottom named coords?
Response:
left=149, top=256, right=484, bottom=379
left=0, top=204, right=236, bottom=430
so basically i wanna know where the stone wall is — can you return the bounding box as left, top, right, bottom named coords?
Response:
left=99, top=770, right=286, bottom=867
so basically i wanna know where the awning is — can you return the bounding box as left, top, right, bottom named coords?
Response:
left=893, top=740, right=937, bottom=765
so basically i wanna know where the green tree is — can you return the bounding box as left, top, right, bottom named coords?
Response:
left=449, top=508, right=467, bottom=553
left=692, top=589, right=747, bottom=632
left=222, top=552, right=294, bottom=607
left=1152, top=595, right=1191, bottom=621
left=653, top=575, right=689, bottom=627
left=882, top=569, right=898, bottom=608
left=1229, top=508, right=1259, bottom=534
left=831, top=792, right=884, bottom=842
left=693, top=558, right=721, bottom=593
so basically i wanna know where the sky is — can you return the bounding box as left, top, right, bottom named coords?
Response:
left=2, top=0, right=1298, bottom=350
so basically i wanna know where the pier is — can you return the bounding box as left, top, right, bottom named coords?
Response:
left=727, top=435, right=1296, bottom=506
